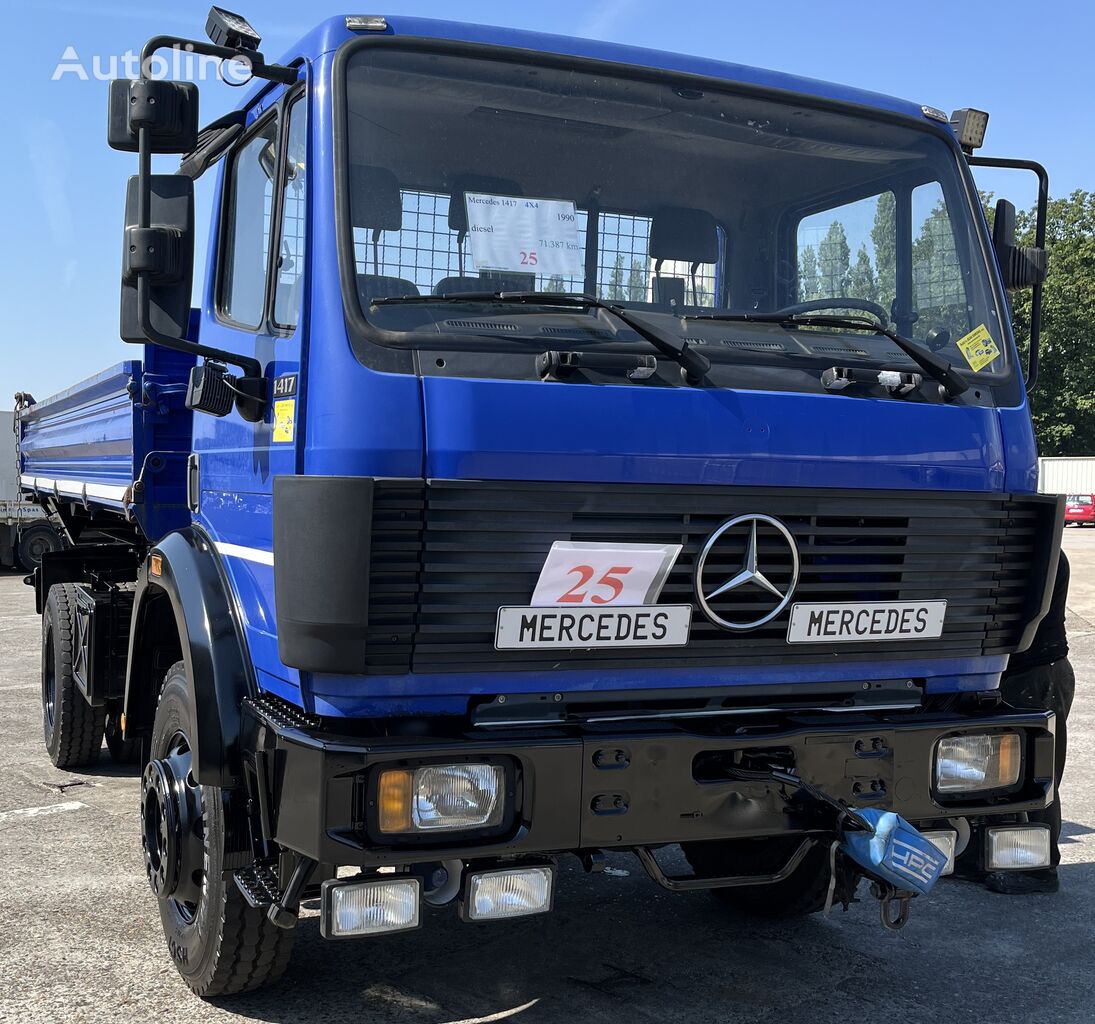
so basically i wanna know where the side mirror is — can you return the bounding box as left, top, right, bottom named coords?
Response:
left=992, top=198, right=1048, bottom=291
left=108, top=79, right=199, bottom=154
left=120, top=174, right=195, bottom=344
left=970, top=156, right=1049, bottom=392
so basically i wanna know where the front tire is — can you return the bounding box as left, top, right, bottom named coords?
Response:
left=144, top=662, right=293, bottom=997
left=42, top=584, right=104, bottom=768
left=681, top=836, right=834, bottom=918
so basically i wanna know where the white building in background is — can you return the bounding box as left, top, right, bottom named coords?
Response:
left=1038, top=457, right=1095, bottom=495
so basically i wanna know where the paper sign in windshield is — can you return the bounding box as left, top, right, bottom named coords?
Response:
left=955, top=323, right=1001, bottom=372
left=464, top=193, right=583, bottom=277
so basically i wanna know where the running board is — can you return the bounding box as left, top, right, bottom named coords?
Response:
left=233, top=863, right=281, bottom=909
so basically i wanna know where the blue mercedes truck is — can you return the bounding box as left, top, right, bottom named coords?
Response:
left=19, top=8, right=1062, bottom=997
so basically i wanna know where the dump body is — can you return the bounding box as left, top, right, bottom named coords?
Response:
left=18, top=348, right=194, bottom=541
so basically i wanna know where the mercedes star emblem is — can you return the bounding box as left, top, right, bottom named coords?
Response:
left=695, top=514, right=800, bottom=631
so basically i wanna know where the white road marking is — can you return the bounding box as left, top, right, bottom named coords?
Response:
left=0, top=800, right=87, bottom=826
left=439, top=1000, right=540, bottom=1024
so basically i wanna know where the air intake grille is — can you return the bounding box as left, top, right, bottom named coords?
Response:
left=366, top=481, right=1058, bottom=675
left=443, top=319, right=519, bottom=332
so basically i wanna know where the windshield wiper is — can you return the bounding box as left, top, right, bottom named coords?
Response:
left=685, top=312, right=968, bottom=398
left=372, top=291, right=711, bottom=385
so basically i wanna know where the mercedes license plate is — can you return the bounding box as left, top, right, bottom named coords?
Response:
left=495, top=605, right=692, bottom=650
left=787, top=601, right=946, bottom=643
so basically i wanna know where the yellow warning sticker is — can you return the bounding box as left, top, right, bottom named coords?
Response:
left=955, top=324, right=1001, bottom=372
left=273, top=399, right=295, bottom=443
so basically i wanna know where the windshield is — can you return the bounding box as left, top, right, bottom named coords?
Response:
left=343, top=45, right=1010, bottom=388
left=1067, top=495, right=1092, bottom=505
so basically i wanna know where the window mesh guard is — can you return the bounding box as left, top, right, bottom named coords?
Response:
left=353, top=190, right=716, bottom=303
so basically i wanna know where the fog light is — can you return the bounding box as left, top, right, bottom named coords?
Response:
left=320, top=877, right=421, bottom=938
left=935, top=732, right=1021, bottom=794
left=920, top=830, right=957, bottom=875
left=986, top=826, right=1051, bottom=870
left=378, top=764, right=505, bottom=833
left=463, top=866, right=554, bottom=921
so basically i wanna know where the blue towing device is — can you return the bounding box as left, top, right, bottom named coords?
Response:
left=19, top=8, right=1064, bottom=997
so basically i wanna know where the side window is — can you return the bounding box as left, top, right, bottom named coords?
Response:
left=273, top=97, right=307, bottom=330
left=911, top=181, right=970, bottom=339
left=796, top=192, right=895, bottom=312
left=219, top=114, right=278, bottom=328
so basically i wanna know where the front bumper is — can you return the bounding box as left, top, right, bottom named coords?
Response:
left=245, top=696, right=1055, bottom=866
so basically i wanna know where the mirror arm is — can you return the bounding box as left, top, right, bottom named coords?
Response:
left=968, top=156, right=1049, bottom=393
left=140, top=34, right=298, bottom=85
left=136, top=277, right=262, bottom=380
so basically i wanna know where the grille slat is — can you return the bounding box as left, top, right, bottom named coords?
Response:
left=365, top=481, right=1057, bottom=675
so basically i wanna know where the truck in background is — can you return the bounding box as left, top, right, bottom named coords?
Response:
left=18, top=8, right=1062, bottom=999
left=2, top=408, right=63, bottom=570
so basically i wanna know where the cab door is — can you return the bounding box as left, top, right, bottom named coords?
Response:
left=193, top=80, right=310, bottom=705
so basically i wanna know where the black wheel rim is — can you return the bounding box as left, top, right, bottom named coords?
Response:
left=25, top=534, right=52, bottom=566
left=42, top=626, right=56, bottom=732
left=141, top=730, right=206, bottom=923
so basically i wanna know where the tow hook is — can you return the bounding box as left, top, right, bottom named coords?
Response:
left=873, top=883, right=912, bottom=931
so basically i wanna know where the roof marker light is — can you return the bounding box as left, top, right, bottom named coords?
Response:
left=920, top=105, right=949, bottom=123
left=346, top=15, right=389, bottom=31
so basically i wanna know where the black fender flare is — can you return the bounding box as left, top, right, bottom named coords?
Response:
left=123, top=527, right=255, bottom=788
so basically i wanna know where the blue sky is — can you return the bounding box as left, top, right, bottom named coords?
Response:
left=5, top=0, right=1093, bottom=403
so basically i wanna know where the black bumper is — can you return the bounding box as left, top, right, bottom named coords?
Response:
left=246, top=697, right=1055, bottom=866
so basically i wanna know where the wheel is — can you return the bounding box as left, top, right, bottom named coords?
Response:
left=681, top=836, right=834, bottom=918
left=105, top=712, right=139, bottom=764
left=773, top=297, right=890, bottom=326
left=18, top=524, right=63, bottom=572
left=143, top=661, right=294, bottom=997
left=42, top=584, right=105, bottom=768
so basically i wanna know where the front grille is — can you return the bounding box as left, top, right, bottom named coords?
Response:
left=366, top=481, right=1058, bottom=675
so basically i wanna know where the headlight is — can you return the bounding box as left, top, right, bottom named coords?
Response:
left=463, top=865, right=554, bottom=921
left=320, top=877, right=421, bottom=938
left=985, top=825, right=1051, bottom=870
left=935, top=732, right=1021, bottom=794
left=378, top=763, right=506, bottom=833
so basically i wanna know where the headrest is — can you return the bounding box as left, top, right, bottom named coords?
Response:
left=434, top=273, right=533, bottom=296
left=350, top=165, right=402, bottom=232
left=448, top=174, right=524, bottom=233
left=357, top=274, right=420, bottom=304
left=649, top=206, right=719, bottom=265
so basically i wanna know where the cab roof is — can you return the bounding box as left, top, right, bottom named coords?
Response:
left=279, top=14, right=949, bottom=133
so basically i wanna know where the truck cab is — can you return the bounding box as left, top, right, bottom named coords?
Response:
left=19, top=9, right=1061, bottom=998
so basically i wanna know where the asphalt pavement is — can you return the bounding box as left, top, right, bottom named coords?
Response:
left=1, top=529, right=1094, bottom=1024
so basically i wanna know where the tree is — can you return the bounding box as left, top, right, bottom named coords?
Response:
left=1011, top=190, right=1095, bottom=455
left=543, top=274, right=567, bottom=293
left=912, top=199, right=965, bottom=335
left=604, top=253, right=626, bottom=300
left=627, top=258, right=647, bottom=301
left=799, top=245, right=819, bottom=301
left=818, top=221, right=850, bottom=297
left=871, top=191, right=897, bottom=312
left=848, top=244, right=878, bottom=303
